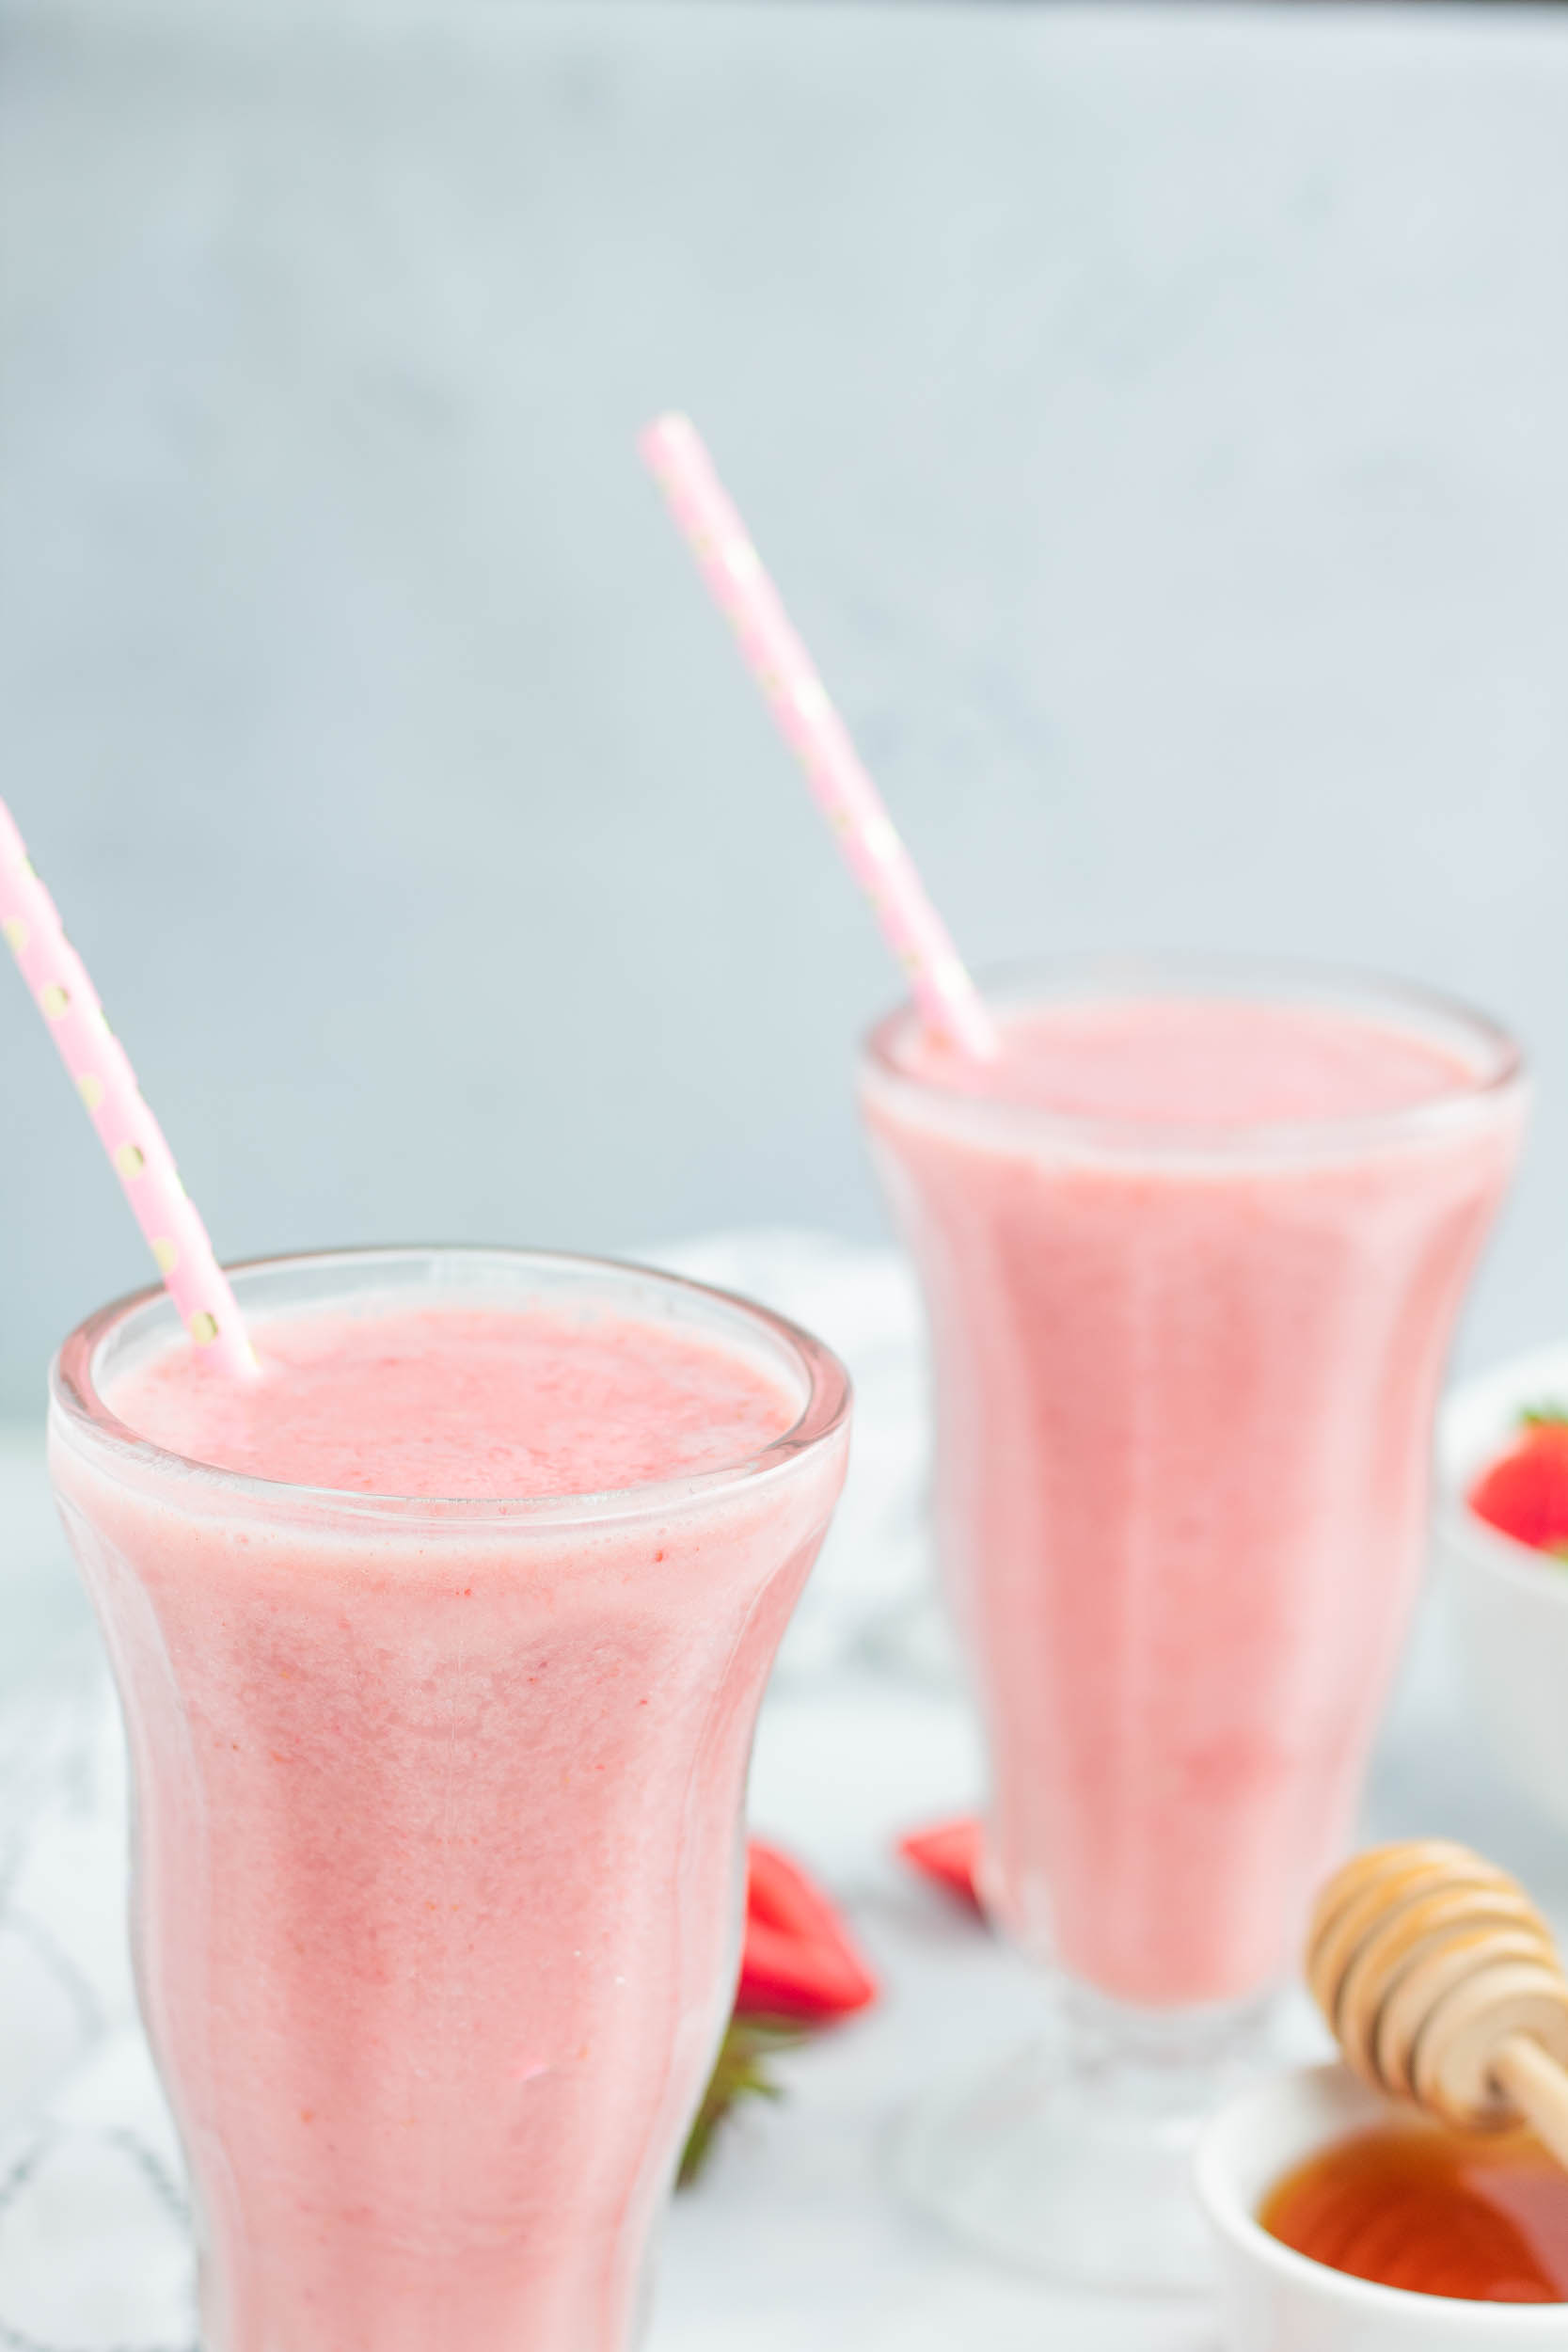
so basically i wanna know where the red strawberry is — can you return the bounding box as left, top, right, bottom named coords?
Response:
left=1468, top=1409, right=1568, bottom=1554
left=896, top=1816, right=985, bottom=1912
left=735, top=1841, right=879, bottom=2020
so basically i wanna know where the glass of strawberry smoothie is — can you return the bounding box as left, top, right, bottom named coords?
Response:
left=861, top=956, right=1525, bottom=2291
left=48, top=1246, right=850, bottom=2352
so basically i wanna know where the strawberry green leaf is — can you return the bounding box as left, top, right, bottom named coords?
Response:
left=677, top=2015, right=809, bottom=2190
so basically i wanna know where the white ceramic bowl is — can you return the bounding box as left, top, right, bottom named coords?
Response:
left=1437, top=1344, right=1568, bottom=1829
left=1195, top=2063, right=1567, bottom=2348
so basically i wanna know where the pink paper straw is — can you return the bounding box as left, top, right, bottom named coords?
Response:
left=0, top=799, right=256, bottom=1377
left=639, top=414, right=999, bottom=1062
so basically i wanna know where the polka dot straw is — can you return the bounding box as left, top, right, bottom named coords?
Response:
left=639, top=415, right=999, bottom=1062
left=0, top=798, right=256, bottom=1376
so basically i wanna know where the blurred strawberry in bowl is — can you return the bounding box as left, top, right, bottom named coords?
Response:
left=1468, top=1407, right=1568, bottom=1556
left=1439, top=1345, right=1568, bottom=1827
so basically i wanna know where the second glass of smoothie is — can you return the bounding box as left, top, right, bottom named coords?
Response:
left=49, top=1246, right=850, bottom=2352
left=861, top=956, right=1525, bottom=2290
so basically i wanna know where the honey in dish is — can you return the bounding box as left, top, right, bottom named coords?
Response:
left=1260, top=2122, right=1568, bottom=2303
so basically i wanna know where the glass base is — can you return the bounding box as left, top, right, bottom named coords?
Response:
left=892, top=1982, right=1276, bottom=2296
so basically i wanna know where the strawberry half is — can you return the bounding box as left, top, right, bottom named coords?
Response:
left=735, top=1840, right=879, bottom=2020
left=1468, top=1409, right=1568, bottom=1554
left=896, top=1816, right=985, bottom=1912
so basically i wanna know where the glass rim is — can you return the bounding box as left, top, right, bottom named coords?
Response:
left=48, top=1243, right=852, bottom=1528
left=860, top=952, right=1528, bottom=1160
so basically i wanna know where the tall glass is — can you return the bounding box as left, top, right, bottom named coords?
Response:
left=860, top=957, right=1525, bottom=2290
left=47, top=1247, right=850, bottom=2352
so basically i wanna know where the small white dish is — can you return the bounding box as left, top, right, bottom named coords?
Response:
left=1194, top=2063, right=1567, bottom=2348
left=1437, top=1344, right=1568, bottom=1829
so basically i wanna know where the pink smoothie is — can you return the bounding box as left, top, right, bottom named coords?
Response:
left=863, top=986, right=1523, bottom=2009
left=49, top=1263, right=848, bottom=2352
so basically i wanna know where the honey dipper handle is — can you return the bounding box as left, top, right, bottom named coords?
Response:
left=1492, top=2033, right=1568, bottom=2171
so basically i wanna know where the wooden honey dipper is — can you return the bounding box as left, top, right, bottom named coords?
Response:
left=1307, top=1839, right=1568, bottom=2169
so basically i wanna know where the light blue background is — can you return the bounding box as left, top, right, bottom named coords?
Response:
left=3, top=0, right=1567, bottom=1410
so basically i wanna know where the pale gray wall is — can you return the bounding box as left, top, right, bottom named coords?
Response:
left=3, top=0, right=1568, bottom=1410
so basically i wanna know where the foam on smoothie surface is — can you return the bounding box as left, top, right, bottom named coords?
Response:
left=901, top=996, right=1479, bottom=1125
left=107, top=1305, right=799, bottom=1497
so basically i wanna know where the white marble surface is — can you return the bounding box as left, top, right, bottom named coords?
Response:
left=4, top=1, right=1568, bottom=1414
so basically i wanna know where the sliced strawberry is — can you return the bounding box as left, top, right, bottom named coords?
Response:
left=1469, top=1416, right=1568, bottom=1552
left=896, top=1816, right=985, bottom=1912
left=736, top=1840, right=878, bottom=2020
